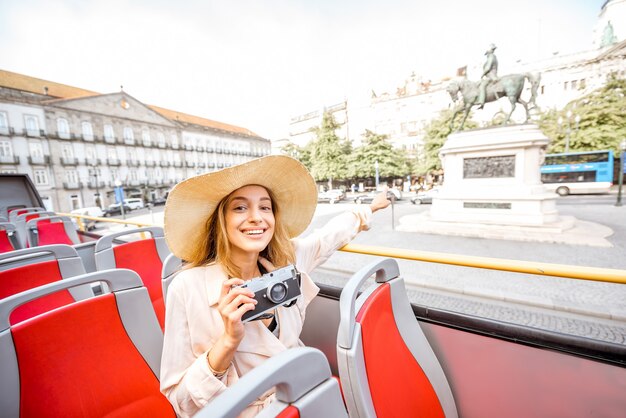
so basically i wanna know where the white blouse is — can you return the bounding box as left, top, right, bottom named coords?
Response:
left=160, top=206, right=373, bottom=417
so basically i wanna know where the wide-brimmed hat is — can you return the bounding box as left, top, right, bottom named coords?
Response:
left=164, top=155, right=317, bottom=261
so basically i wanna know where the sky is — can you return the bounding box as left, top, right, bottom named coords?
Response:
left=0, top=0, right=608, bottom=139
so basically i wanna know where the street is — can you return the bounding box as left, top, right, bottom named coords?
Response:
left=117, top=193, right=626, bottom=344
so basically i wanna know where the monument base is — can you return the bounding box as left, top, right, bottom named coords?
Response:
left=433, top=124, right=563, bottom=227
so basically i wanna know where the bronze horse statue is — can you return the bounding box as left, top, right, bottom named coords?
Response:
left=447, top=72, right=541, bottom=131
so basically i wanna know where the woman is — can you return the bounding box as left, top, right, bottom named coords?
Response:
left=160, top=155, right=389, bottom=417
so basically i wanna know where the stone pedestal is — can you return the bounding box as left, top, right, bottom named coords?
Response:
left=432, top=124, right=569, bottom=228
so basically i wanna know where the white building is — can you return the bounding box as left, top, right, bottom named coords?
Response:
left=0, top=69, right=271, bottom=212
left=284, top=0, right=626, bottom=165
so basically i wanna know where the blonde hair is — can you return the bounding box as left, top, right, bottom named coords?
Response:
left=186, top=186, right=295, bottom=277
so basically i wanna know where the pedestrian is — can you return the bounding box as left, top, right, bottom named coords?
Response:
left=160, top=155, right=390, bottom=417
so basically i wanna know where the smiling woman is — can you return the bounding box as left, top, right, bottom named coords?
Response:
left=159, top=155, right=390, bottom=417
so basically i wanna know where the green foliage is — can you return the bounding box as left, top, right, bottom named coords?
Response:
left=538, top=73, right=626, bottom=155
left=348, top=130, right=410, bottom=178
left=414, top=108, right=478, bottom=175
left=280, top=141, right=312, bottom=171
left=309, top=112, right=350, bottom=186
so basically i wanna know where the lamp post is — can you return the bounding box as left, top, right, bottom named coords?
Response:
left=616, top=139, right=626, bottom=207
left=90, top=164, right=101, bottom=208
left=557, top=110, right=580, bottom=154
left=114, top=180, right=126, bottom=220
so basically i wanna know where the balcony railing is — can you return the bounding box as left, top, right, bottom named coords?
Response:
left=172, top=161, right=183, bottom=167
left=28, top=155, right=51, bottom=165
left=87, top=180, right=105, bottom=189
left=85, top=158, right=101, bottom=166
left=185, top=161, right=195, bottom=168
left=159, top=161, right=170, bottom=167
left=63, top=181, right=81, bottom=190
left=172, top=144, right=180, bottom=150
left=0, top=155, right=19, bottom=164
left=158, top=142, right=167, bottom=149
left=23, top=129, right=45, bottom=137
left=126, top=159, right=141, bottom=167
left=0, top=127, right=14, bottom=136
left=104, top=135, right=116, bottom=144
left=82, top=134, right=95, bottom=142
left=184, top=144, right=194, bottom=151
left=107, top=158, right=121, bottom=166
left=145, top=161, right=156, bottom=167
left=60, top=157, right=79, bottom=166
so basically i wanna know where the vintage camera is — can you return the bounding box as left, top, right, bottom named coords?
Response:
left=239, top=264, right=301, bottom=322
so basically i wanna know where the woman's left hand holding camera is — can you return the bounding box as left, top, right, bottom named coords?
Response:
left=206, top=278, right=257, bottom=376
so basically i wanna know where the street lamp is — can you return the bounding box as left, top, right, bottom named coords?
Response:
left=557, top=110, right=580, bottom=154
left=90, top=164, right=101, bottom=209
left=616, top=139, right=626, bottom=207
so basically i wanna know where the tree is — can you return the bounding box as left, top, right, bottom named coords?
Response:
left=309, top=111, right=351, bottom=188
left=348, top=130, right=409, bottom=179
left=415, top=108, right=478, bottom=175
left=280, top=141, right=312, bottom=171
left=538, top=73, right=626, bottom=154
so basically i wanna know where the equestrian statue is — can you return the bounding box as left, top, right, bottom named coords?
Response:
left=447, top=43, right=541, bottom=131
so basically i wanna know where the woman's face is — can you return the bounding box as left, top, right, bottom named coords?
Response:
left=224, top=185, right=275, bottom=258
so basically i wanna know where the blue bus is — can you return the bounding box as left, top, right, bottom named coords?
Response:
left=540, top=150, right=614, bottom=196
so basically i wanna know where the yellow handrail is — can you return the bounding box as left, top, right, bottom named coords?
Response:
left=59, top=213, right=626, bottom=285
left=340, top=243, right=626, bottom=285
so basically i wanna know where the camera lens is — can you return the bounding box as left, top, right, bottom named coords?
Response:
left=267, top=282, right=288, bottom=303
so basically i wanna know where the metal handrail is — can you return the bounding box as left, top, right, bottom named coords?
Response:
left=59, top=213, right=626, bottom=285
left=340, top=243, right=626, bottom=285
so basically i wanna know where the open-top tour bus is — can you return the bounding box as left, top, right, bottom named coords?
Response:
left=1, top=173, right=624, bottom=417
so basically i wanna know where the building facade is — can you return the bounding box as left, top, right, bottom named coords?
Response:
left=285, top=0, right=626, bottom=166
left=0, top=70, right=271, bottom=213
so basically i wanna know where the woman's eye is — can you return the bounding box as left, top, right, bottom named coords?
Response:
left=260, top=205, right=272, bottom=211
left=233, top=205, right=247, bottom=211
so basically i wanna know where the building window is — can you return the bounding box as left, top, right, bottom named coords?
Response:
left=33, top=169, right=49, bottom=185
left=171, top=134, right=179, bottom=148
left=540, top=85, right=545, bottom=95
left=0, top=111, right=8, bottom=134
left=25, top=115, right=40, bottom=136
left=57, top=118, right=70, bottom=138
left=81, top=121, right=94, bottom=141
left=0, top=140, right=12, bottom=157
left=130, top=169, right=138, bottom=181
left=107, top=147, right=118, bottom=159
left=564, top=81, right=569, bottom=90
left=104, top=124, right=115, bottom=140
left=123, top=127, right=134, bottom=142
left=571, top=80, right=578, bottom=90
left=62, top=144, right=74, bottom=158
left=65, top=169, right=79, bottom=184
left=157, top=132, right=166, bottom=147
left=29, top=142, right=44, bottom=158
left=142, top=129, right=151, bottom=146
left=85, top=146, right=96, bottom=160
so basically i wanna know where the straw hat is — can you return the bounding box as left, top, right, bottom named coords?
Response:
left=164, top=155, right=317, bottom=261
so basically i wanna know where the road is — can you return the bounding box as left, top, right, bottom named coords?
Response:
left=118, top=193, right=626, bottom=345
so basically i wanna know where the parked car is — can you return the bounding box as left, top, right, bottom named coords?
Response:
left=103, top=202, right=132, bottom=217
left=353, top=190, right=396, bottom=204
left=317, top=189, right=345, bottom=204
left=150, top=197, right=167, bottom=206
left=410, top=188, right=440, bottom=205
left=123, top=198, right=145, bottom=210
left=70, top=206, right=104, bottom=230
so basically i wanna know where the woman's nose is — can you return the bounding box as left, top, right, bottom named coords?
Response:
left=248, top=208, right=262, bottom=222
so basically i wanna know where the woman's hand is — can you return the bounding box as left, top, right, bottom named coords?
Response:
left=216, top=278, right=257, bottom=346
left=369, top=186, right=392, bottom=213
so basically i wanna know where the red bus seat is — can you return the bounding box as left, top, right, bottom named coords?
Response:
left=195, top=347, right=348, bottom=418
left=26, top=216, right=79, bottom=247
left=0, top=245, right=88, bottom=324
left=161, top=253, right=182, bottom=305
left=0, top=269, right=173, bottom=418
left=7, top=207, right=46, bottom=222
left=95, top=227, right=170, bottom=330
left=0, top=222, right=20, bottom=253
left=337, top=258, right=458, bottom=418
left=13, top=211, right=56, bottom=248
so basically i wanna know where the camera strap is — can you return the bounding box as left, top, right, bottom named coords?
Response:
left=283, top=268, right=301, bottom=308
